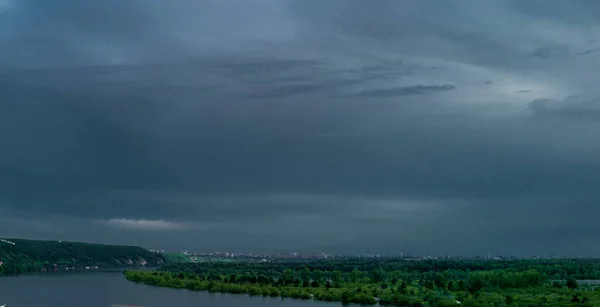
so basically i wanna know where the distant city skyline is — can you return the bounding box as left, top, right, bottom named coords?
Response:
left=159, top=249, right=581, bottom=261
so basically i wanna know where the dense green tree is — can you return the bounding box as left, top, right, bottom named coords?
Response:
left=332, top=270, right=342, bottom=283
left=505, top=294, right=514, bottom=305
left=567, top=277, right=578, bottom=289
left=301, top=267, right=310, bottom=283
left=398, top=281, right=408, bottom=294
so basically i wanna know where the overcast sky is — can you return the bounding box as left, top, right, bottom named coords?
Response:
left=1, top=0, right=600, bottom=257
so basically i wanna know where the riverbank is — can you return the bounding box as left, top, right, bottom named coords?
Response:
left=125, top=270, right=381, bottom=305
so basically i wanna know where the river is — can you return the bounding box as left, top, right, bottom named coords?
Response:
left=0, top=272, right=343, bottom=307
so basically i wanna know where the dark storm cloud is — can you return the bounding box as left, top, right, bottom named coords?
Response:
left=350, top=84, right=457, bottom=97
left=530, top=96, right=600, bottom=121
left=2, top=0, right=600, bottom=256
left=507, top=0, right=600, bottom=25
left=0, top=0, right=298, bottom=68
left=532, top=46, right=571, bottom=59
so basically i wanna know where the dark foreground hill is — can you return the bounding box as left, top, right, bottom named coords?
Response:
left=0, top=238, right=165, bottom=275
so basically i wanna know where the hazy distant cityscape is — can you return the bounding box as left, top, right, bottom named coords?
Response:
left=149, top=249, right=573, bottom=261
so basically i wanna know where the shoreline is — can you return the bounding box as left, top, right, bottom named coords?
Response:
left=125, top=274, right=381, bottom=306
left=0, top=266, right=160, bottom=277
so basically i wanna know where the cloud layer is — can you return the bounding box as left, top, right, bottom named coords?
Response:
left=1, top=0, right=600, bottom=256
left=100, top=218, right=196, bottom=231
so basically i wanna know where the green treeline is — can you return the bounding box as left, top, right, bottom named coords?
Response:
left=162, top=258, right=600, bottom=280
left=125, top=258, right=600, bottom=306
left=0, top=238, right=166, bottom=275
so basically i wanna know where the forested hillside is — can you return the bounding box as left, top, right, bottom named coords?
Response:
left=0, top=238, right=165, bottom=275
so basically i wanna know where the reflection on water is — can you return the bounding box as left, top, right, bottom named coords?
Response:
left=0, top=272, right=344, bottom=307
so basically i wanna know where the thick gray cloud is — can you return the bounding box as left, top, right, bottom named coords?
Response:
left=350, top=84, right=457, bottom=97
left=1, top=0, right=600, bottom=256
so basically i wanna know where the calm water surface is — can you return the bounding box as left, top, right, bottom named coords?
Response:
left=0, top=272, right=343, bottom=307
